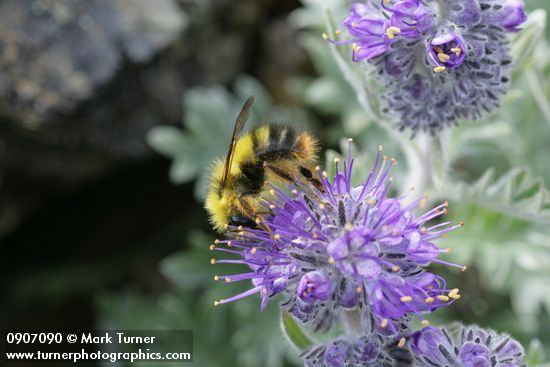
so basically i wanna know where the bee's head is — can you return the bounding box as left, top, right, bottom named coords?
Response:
left=205, top=161, right=239, bottom=232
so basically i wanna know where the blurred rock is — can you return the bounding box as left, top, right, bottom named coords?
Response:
left=0, top=0, right=186, bottom=127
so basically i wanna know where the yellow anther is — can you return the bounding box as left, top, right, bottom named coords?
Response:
left=214, top=239, right=220, bottom=244
left=214, top=300, right=220, bottom=306
left=262, top=287, right=268, bottom=294
left=448, top=288, right=459, bottom=297
left=214, top=275, right=219, bottom=281
left=425, top=297, right=434, bottom=303
left=344, top=223, right=353, bottom=231
left=250, top=247, right=257, bottom=254
left=238, top=231, right=244, bottom=236
left=450, top=47, right=461, bottom=56
left=392, top=266, right=400, bottom=272
left=322, top=171, right=328, bottom=178
left=210, top=244, right=215, bottom=251
left=255, top=217, right=261, bottom=224
left=227, top=241, right=232, bottom=247
left=451, top=294, right=461, bottom=300
left=391, top=158, right=398, bottom=165
left=269, top=204, right=276, bottom=210
left=335, top=29, right=342, bottom=35
left=444, top=247, right=452, bottom=253
left=356, top=287, right=363, bottom=293
left=225, top=277, right=232, bottom=283
left=315, top=165, right=321, bottom=171
left=380, top=318, right=389, bottom=328
left=237, top=225, right=243, bottom=231
left=328, top=256, right=336, bottom=264
left=210, top=258, right=216, bottom=265
left=438, top=53, right=451, bottom=62
left=437, top=295, right=450, bottom=302
left=459, top=221, right=465, bottom=226
left=274, top=234, right=281, bottom=240
left=392, top=227, right=398, bottom=236
left=443, top=201, right=449, bottom=207
left=461, top=266, right=468, bottom=272
left=322, top=32, right=329, bottom=40
left=378, top=145, right=383, bottom=151
left=421, top=320, right=430, bottom=327
left=400, top=296, right=413, bottom=303
left=398, top=337, right=406, bottom=348
left=385, top=26, right=401, bottom=39
left=433, top=66, right=447, bottom=73
left=420, top=226, right=427, bottom=233
left=291, top=189, right=298, bottom=195
left=348, top=138, right=353, bottom=143
left=334, top=158, right=341, bottom=163
left=419, top=198, right=427, bottom=208
left=351, top=22, right=358, bottom=28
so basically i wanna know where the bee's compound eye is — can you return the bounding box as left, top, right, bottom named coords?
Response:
left=229, top=216, right=256, bottom=228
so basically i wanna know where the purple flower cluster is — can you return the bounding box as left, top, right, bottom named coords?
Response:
left=304, top=336, right=399, bottom=367
left=303, top=308, right=413, bottom=366
left=328, top=0, right=527, bottom=135
left=211, top=141, right=464, bottom=335
left=411, top=325, right=525, bottom=366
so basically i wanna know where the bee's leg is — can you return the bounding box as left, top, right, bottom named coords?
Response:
left=263, top=161, right=326, bottom=206
left=237, top=196, right=273, bottom=235
left=263, top=162, right=294, bottom=182
left=299, top=166, right=325, bottom=193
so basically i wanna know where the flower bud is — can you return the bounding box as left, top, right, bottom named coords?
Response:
left=297, top=271, right=333, bottom=304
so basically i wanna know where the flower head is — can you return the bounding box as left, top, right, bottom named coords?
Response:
left=411, top=325, right=525, bottom=366
left=212, top=142, right=464, bottom=335
left=303, top=315, right=412, bottom=367
left=329, top=0, right=527, bottom=135
left=304, top=334, right=410, bottom=367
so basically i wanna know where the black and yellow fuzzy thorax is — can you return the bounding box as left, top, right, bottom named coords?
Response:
left=205, top=124, right=319, bottom=232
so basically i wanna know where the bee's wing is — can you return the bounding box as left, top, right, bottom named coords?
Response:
left=221, top=96, right=255, bottom=188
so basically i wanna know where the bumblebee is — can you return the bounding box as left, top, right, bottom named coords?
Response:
left=205, top=96, right=322, bottom=232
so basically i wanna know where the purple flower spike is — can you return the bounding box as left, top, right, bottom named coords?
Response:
left=297, top=271, right=333, bottom=304
left=212, top=142, right=464, bottom=335
left=427, top=33, right=467, bottom=69
left=411, top=325, right=526, bottom=367
left=304, top=334, right=404, bottom=366
left=334, top=0, right=527, bottom=135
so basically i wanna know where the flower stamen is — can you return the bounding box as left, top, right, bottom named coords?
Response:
left=385, top=26, right=401, bottom=39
